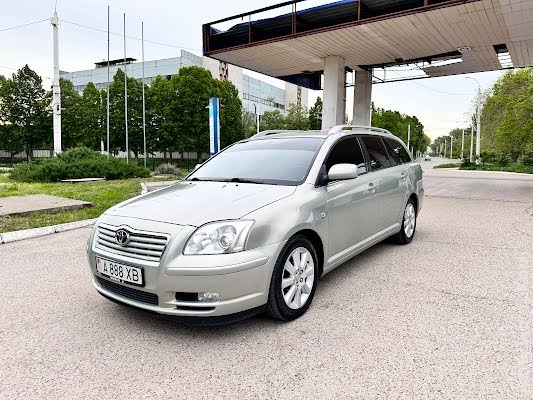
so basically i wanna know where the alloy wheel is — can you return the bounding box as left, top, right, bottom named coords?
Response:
left=281, top=247, right=315, bottom=310
left=404, top=203, right=416, bottom=238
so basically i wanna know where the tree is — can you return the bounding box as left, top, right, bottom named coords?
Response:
left=59, top=78, right=82, bottom=150
left=214, top=79, right=244, bottom=148
left=372, top=104, right=428, bottom=155
left=147, top=75, right=177, bottom=156
left=80, top=82, right=106, bottom=150
left=242, top=110, right=257, bottom=138
left=479, top=68, right=533, bottom=159
left=259, top=109, right=285, bottom=131
left=108, top=69, right=147, bottom=158
left=0, top=65, right=51, bottom=160
left=0, top=75, right=9, bottom=124
left=308, top=97, right=322, bottom=130
left=173, top=66, right=215, bottom=161
left=284, top=103, right=309, bottom=130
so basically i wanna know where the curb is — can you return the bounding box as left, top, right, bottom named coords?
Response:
left=0, top=218, right=97, bottom=245
left=140, top=182, right=148, bottom=194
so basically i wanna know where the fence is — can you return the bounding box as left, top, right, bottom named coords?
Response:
left=0, top=148, right=210, bottom=171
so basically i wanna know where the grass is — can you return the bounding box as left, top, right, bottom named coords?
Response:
left=460, top=163, right=533, bottom=174
left=433, top=161, right=533, bottom=174
left=0, top=173, right=181, bottom=233
left=433, top=163, right=461, bottom=169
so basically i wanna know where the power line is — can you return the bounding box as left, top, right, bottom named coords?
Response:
left=385, top=70, right=473, bottom=96
left=61, top=19, right=201, bottom=52
left=0, top=65, right=53, bottom=81
left=0, top=18, right=49, bottom=33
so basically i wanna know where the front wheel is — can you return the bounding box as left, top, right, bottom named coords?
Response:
left=266, top=236, right=318, bottom=321
left=393, top=198, right=417, bottom=245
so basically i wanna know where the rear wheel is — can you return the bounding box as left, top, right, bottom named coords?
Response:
left=393, top=198, right=417, bottom=245
left=266, top=236, right=318, bottom=321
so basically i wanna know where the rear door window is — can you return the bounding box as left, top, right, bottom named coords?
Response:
left=384, top=138, right=412, bottom=164
left=383, top=138, right=401, bottom=166
left=360, top=136, right=392, bottom=171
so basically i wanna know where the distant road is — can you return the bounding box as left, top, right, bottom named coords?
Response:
left=419, top=157, right=533, bottom=203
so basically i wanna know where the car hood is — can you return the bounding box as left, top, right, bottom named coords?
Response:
left=105, top=181, right=296, bottom=227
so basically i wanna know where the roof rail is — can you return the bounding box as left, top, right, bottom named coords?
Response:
left=251, top=129, right=302, bottom=138
left=328, top=125, right=393, bottom=135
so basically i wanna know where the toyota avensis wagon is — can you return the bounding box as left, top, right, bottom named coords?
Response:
left=87, top=125, right=423, bottom=323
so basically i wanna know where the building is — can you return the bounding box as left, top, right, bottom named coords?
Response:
left=59, top=50, right=308, bottom=117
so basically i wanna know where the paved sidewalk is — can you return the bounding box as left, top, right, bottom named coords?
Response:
left=141, top=180, right=179, bottom=193
left=0, top=194, right=92, bottom=217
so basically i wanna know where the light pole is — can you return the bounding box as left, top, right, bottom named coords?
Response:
left=253, top=103, right=259, bottom=135
left=469, top=124, right=474, bottom=161
left=461, top=128, right=465, bottom=159
left=444, top=138, right=447, bottom=158
left=123, top=13, right=129, bottom=164
left=51, top=10, right=61, bottom=155
left=450, top=136, right=453, bottom=159
left=465, top=77, right=481, bottom=164
left=141, top=21, right=147, bottom=168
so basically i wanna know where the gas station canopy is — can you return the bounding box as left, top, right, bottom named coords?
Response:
left=203, top=0, right=533, bottom=89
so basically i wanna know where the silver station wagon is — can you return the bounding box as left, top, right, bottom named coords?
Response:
left=87, top=125, right=424, bottom=324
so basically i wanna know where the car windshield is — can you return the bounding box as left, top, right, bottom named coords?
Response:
left=186, top=137, right=325, bottom=186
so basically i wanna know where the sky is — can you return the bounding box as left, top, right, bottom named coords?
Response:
left=0, top=0, right=506, bottom=140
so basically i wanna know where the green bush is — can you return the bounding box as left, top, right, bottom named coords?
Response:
left=461, top=158, right=474, bottom=167
left=480, top=150, right=496, bottom=164
left=518, top=144, right=533, bottom=166
left=154, top=163, right=182, bottom=176
left=495, top=153, right=512, bottom=167
left=433, top=163, right=461, bottom=169
left=10, top=147, right=150, bottom=182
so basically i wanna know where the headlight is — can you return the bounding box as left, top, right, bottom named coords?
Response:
left=183, top=220, right=254, bottom=255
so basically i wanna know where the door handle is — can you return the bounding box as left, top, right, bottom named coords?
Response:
left=368, top=182, right=377, bottom=192
left=399, top=172, right=407, bottom=181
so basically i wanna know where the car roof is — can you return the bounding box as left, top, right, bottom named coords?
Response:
left=246, top=126, right=397, bottom=142
left=248, top=130, right=329, bottom=140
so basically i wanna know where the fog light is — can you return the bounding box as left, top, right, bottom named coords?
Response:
left=198, top=292, right=219, bottom=302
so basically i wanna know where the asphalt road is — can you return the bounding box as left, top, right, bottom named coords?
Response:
left=1, top=164, right=532, bottom=399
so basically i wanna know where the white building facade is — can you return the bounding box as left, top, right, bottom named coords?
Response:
left=60, top=50, right=308, bottom=117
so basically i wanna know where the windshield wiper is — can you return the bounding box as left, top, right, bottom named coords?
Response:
left=188, top=177, right=265, bottom=184
left=228, top=177, right=265, bottom=184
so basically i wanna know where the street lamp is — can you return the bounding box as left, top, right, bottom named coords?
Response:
left=461, top=128, right=465, bottom=159
left=465, top=77, right=481, bottom=164
left=449, top=135, right=455, bottom=159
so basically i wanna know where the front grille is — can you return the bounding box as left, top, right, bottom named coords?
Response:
left=96, top=276, right=158, bottom=305
left=95, top=223, right=168, bottom=262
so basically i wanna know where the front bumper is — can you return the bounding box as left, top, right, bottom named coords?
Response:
left=89, top=239, right=283, bottom=318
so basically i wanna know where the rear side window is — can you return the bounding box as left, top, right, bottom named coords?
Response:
left=360, top=136, right=392, bottom=170
left=383, top=139, right=401, bottom=166
left=325, top=137, right=367, bottom=174
left=385, top=138, right=412, bottom=164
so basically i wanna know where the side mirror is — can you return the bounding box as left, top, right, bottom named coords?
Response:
left=193, top=163, right=202, bottom=171
left=328, top=163, right=358, bottom=181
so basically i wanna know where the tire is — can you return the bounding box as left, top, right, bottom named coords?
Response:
left=393, top=198, right=417, bottom=245
left=266, top=235, right=318, bottom=321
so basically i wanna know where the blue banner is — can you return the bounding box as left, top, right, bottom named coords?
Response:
left=209, top=97, right=220, bottom=157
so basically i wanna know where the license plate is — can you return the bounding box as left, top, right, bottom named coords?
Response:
left=96, top=257, right=144, bottom=287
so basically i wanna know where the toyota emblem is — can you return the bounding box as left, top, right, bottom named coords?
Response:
left=115, top=229, right=130, bottom=246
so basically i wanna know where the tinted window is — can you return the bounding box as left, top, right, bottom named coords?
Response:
left=187, top=137, right=324, bottom=186
left=385, top=138, right=412, bottom=164
left=383, top=138, right=401, bottom=166
left=325, top=137, right=367, bottom=174
left=361, top=136, right=392, bottom=170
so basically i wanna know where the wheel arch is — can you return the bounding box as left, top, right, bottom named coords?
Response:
left=291, top=229, right=324, bottom=277
left=408, top=192, right=419, bottom=213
